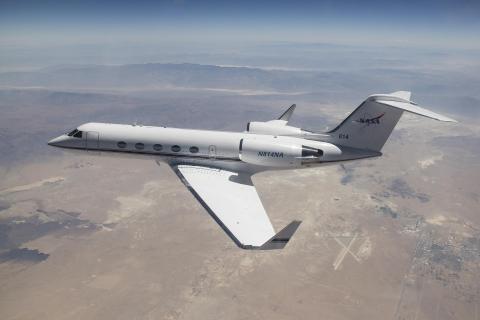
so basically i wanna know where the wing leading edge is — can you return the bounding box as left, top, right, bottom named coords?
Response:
left=277, top=104, right=296, bottom=122
left=171, top=164, right=300, bottom=249
left=261, top=104, right=297, bottom=127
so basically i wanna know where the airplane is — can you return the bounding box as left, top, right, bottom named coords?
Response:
left=48, top=91, right=456, bottom=250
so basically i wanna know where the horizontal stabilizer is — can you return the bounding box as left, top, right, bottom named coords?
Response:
left=369, top=91, right=456, bottom=122
left=373, top=99, right=457, bottom=122
left=390, top=90, right=411, bottom=101
left=258, top=220, right=302, bottom=250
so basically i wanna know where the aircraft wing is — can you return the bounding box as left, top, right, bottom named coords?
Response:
left=170, top=164, right=301, bottom=249
left=265, top=104, right=297, bottom=126
left=277, top=104, right=296, bottom=122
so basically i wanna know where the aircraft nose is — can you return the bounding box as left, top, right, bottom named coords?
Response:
left=47, top=135, right=67, bottom=147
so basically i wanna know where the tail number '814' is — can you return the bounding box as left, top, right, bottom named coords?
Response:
left=339, top=133, right=349, bottom=139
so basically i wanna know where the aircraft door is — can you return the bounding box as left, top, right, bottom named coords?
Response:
left=86, top=131, right=99, bottom=150
left=208, top=145, right=216, bottom=159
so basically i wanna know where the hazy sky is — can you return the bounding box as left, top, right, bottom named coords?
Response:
left=1, top=0, right=479, bottom=48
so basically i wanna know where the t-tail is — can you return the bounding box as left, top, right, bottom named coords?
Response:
left=326, top=91, right=456, bottom=152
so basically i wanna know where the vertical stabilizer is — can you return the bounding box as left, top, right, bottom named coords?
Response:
left=326, top=91, right=455, bottom=152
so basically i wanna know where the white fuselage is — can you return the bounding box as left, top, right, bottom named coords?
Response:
left=48, top=122, right=376, bottom=173
left=45, top=92, right=455, bottom=250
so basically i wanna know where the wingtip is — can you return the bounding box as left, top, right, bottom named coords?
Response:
left=434, top=114, right=458, bottom=123
left=258, top=220, right=302, bottom=250
left=444, top=117, right=458, bottom=123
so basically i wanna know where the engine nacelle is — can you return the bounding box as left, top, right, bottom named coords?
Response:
left=240, top=138, right=301, bottom=167
left=246, top=121, right=303, bottom=136
left=239, top=137, right=343, bottom=167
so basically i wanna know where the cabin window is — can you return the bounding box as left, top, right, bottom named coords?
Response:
left=135, top=143, right=145, bottom=150
left=171, top=145, right=181, bottom=152
left=153, top=144, right=163, bottom=151
left=117, top=141, right=127, bottom=148
left=189, top=146, right=199, bottom=153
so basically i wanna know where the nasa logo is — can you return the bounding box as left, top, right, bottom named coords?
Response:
left=356, top=113, right=385, bottom=125
left=258, top=151, right=284, bottom=158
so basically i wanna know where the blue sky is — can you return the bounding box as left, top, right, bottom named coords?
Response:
left=1, top=0, right=479, bottom=48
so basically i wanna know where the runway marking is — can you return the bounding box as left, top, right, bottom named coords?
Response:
left=434, top=294, right=441, bottom=320
left=333, top=233, right=359, bottom=270
left=413, top=276, right=425, bottom=320
left=392, top=231, right=427, bottom=320
left=334, top=237, right=361, bottom=262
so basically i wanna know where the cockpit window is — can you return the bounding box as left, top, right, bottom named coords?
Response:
left=67, top=129, right=83, bottom=138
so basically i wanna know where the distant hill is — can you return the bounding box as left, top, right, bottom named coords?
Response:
left=0, top=63, right=477, bottom=121
left=0, top=62, right=376, bottom=93
left=0, top=63, right=297, bottom=91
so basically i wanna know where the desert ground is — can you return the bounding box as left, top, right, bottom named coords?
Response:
left=0, top=57, right=479, bottom=319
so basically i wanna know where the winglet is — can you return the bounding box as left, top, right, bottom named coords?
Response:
left=259, top=220, right=302, bottom=250
left=278, top=104, right=296, bottom=122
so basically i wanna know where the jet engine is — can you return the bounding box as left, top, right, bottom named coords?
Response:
left=239, top=138, right=324, bottom=167
left=246, top=121, right=304, bottom=136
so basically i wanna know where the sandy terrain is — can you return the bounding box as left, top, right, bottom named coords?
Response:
left=0, top=116, right=478, bottom=319
left=0, top=59, right=479, bottom=319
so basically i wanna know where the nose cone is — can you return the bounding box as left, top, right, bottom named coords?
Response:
left=48, top=135, right=67, bottom=147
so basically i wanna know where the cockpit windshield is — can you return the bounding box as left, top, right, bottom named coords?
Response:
left=67, top=129, right=83, bottom=138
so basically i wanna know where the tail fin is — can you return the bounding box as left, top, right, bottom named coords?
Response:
left=327, top=91, right=456, bottom=152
